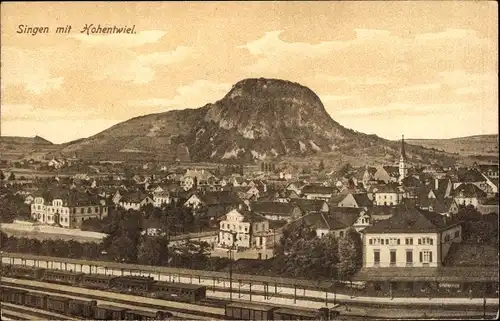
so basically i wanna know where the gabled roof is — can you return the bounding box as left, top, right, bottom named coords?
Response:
left=120, top=191, right=152, bottom=203
left=352, top=193, right=373, bottom=207
left=362, top=204, right=461, bottom=234
left=250, top=201, right=301, bottom=217
left=382, top=166, right=400, bottom=177
left=458, top=169, right=486, bottom=183
left=328, top=206, right=364, bottom=226
left=453, top=183, right=487, bottom=198
left=478, top=164, right=499, bottom=173
left=197, top=191, right=242, bottom=206
left=374, top=184, right=399, bottom=193
left=292, top=199, right=327, bottom=214
left=288, top=211, right=348, bottom=232
left=301, top=185, right=335, bottom=195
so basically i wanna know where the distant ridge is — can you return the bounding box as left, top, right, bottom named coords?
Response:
left=0, top=135, right=53, bottom=145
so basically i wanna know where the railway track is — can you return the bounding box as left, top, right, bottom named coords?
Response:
left=1, top=302, right=78, bottom=320
left=1, top=280, right=224, bottom=320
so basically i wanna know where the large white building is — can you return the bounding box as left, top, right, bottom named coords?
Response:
left=218, top=209, right=269, bottom=250
left=31, top=190, right=108, bottom=229
left=362, top=205, right=462, bottom=268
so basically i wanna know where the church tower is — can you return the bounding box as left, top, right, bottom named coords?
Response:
left=399, top=135, right=408, bottom=183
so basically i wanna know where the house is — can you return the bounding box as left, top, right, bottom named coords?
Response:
left=153, top=191, right=171, bottom=208
left=373, top=166, right=400, bottom=184
left=338, top=193, right=373, bottom=209
left=362, top=166, right=378, bottom=188
left=285, top=206, right=364, bottom=239
left=286, top=182, right=303, bottom=196
left=118, top=191, right=154, bottom=210
left=31, top=189, right=109, bottom=229
left=217, top=209, right=269, bottom=250
left=329, top=207, right=369, bottom=233
left=477, top=164, right=499, bottom=180
left=250, top=201, right=303, bottom=222
left=452, top=183, right=487, bottom=208
left=184, top=191, right=242, bottom=211
left=301, top=185, right=335, bottom=201
left=293, top=199, right=329, bottom=214
left=362, top=204, right=463, bottom=268
left=374, top=185, right=402, bottom=206
left=455, top=168, right=489, bottom=193
left=419, top=198, right=460, bottom=217
left=180, top=169, right=216, bottom=191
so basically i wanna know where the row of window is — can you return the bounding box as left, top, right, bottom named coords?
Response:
left=369, top=237, right=437, bottom=246
left=221, top=223, right=249, bottom=233
left=34, top=205, right=101, bottom=214
left=373, top=250, right=433, bottom=265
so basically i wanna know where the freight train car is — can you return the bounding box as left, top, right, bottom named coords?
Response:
left=224, top=302, right=340, bottom=321
left=124, top=309, right=174, bottom=320
left=225, top=302, right=276, bottom=321
left=24, top=292, right=47, bottom=310
left=2, top=263, right=207, bottom=303
left=0, top=286, right=173, bottom=320
left=94, top=304, right=128, bottom=320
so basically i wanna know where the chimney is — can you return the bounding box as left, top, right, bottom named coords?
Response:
left=435, top=178, right=439, bottom=191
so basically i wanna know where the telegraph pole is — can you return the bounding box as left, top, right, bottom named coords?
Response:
left=229, top=231, right=237, bottom=301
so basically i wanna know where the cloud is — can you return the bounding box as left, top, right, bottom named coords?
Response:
left=68, top=30, right=167, bottom=48
left=1, top=103, right=97, bottom=121
left=129, top=80, right=232, bottom=109
left=1, top=47, right=64, bottom=94
left=415, top=29, right=481, bottom=42
left=397, top=83, right=441, bottom=92
left=97, top=46, right=194, bottom=84
left=319, top=94, right=353, bottom=103
left=454, top=87, right=481, bottom=96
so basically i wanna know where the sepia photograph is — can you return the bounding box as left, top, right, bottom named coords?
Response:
left=0, top=1, right=498, bottom=320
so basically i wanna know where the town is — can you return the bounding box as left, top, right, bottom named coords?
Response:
left=1, top=136, right=498, bottom=315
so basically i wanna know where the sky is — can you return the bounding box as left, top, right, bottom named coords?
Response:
left=1, top=1, right=498, bottom=144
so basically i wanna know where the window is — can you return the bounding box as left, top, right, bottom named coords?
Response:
left=369, top=239, right=373, bottom=245
left=374, top=251, right=380, bottom=265
left=406, top=250, right=413, bottom=264
left=454, top=230, right=460, bottom=238
left=244, top=227, right=248, bottom=232
left=444, top=234, right=450, bottom=242
left=390, top=251, right=396, bottom=265
left=420, top=251, right=433, bottom=263
left=340, top=231, right=344, bottom=238
left=405, top=237, right=413, bottom=245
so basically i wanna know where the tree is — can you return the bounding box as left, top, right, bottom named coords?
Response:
left=337, top=228, right=363, bottom=280
left=275, top=223, right=316, bottom=256
left=318, top=160, right=325, bottom=172
left=0, top=170, right=5, bottom=181
left=137, top=236, right=163, bottom=266
left=8, top=172, right=15, bottom=181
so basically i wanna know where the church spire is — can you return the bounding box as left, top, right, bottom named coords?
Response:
left=400, top=134, right=406, bottom=161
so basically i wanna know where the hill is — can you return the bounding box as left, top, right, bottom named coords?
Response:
left=0, top=135, right=58, bottom=161
left=407, top=135, right=498, bottom=165
left=23, top=78, right=458, bottom=167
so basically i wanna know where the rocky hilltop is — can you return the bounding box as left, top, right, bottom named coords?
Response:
left=55, top=78, right=457, bottom=165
